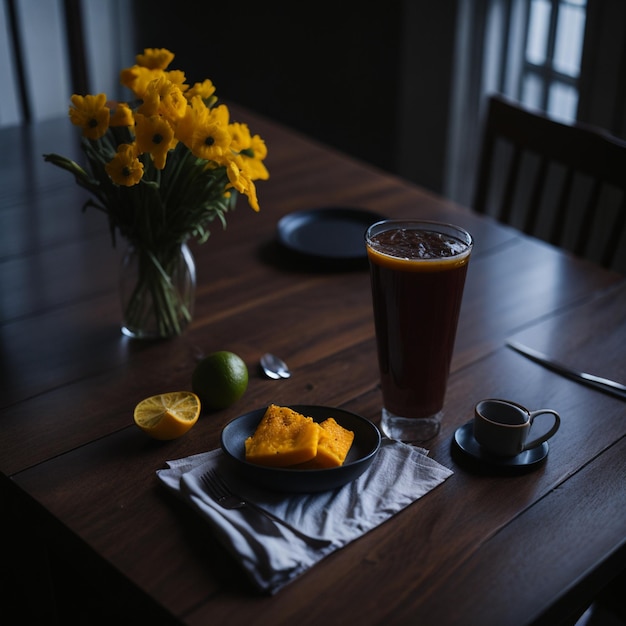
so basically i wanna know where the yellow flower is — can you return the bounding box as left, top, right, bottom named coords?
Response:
left=138, top=76, right=187, bottom=122
left=120, top=66, right=164, bottom=98
left=228, top=124, right=269, bottom=181
left=186, top=79, right=216, bottom=101
left=175, top=95, right=206, bottom=147
left=121, top=63, right=189, bottom=100
left=242, top=134, right=270, bottom=181
left=135, top=114, right=175, bottom=169
left=211, top=103, right=230, bottom=125
left=105, top=143, right=144, bottom=186
left=136, top=48, right=175, bottom=70
left=226, top=158, right=260, bottom=211
left=69, top=93, right=109, bottom=140
left=109, top=102, right=134, bottom=127
left=228, top=122, right=251, bottom=152
left=190, top=107, right=231, bottom=161
left=165, top=70, right=188, bottom=91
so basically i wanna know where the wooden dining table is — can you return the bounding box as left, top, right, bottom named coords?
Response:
left=1, top=102, right=625, bottom=626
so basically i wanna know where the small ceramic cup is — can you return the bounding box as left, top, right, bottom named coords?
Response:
left=473, top=399, right=560, bottom=457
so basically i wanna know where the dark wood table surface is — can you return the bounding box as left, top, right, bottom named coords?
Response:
left=1, top=104, right=625, bottom=626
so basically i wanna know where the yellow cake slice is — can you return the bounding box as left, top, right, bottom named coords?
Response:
left=295, top=417, right=355, bottom=469
left=244, top=404, right=321, bottom=467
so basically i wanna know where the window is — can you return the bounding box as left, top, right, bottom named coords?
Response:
left=520, top=0, right=587, bottom=122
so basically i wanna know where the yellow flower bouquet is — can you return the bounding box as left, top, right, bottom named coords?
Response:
left=44, top=48, right=269, bottom=338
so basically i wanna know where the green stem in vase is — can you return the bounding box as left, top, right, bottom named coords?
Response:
left=122, top=244, right=195, bottom=339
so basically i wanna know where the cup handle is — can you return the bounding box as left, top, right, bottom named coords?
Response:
left=524, top=409, right=561, bottom=450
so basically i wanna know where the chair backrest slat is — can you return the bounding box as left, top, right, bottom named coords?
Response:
left=525, top=155, right=549, bottom=235
left=549, top=166, right=574, bottom=247
left=500, top=144, right=522, bottom=224
left=600, top=195, right=626, bottom=269
left=573, top=179, right=602, bottom=258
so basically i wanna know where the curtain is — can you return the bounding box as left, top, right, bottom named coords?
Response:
left=445, top=0, right=527, bottom=207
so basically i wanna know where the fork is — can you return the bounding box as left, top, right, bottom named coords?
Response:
left=199, top=469, right=331, bottom=547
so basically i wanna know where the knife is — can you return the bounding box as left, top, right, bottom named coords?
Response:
left=506, top=341, right=626, bottom=401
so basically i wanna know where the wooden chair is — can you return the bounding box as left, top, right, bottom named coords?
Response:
left=472, top=93, right=626, bottom=273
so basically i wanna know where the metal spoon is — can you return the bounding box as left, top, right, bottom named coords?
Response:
left=260, top=353, right=291, bottom=379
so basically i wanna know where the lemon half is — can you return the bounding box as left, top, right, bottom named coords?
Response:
left=133, top=391, right=201, bottom=440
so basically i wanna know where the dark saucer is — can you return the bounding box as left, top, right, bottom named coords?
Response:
left=452, top=422, right=549, bottom=469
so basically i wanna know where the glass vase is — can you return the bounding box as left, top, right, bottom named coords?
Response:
left=120, top=242, right=196, bottom=339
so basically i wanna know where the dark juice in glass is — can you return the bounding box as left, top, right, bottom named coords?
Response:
left=366, top=221, right=472, bottom=441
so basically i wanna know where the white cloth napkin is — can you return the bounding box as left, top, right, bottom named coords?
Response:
left=157, top=438, right=452, bottom=594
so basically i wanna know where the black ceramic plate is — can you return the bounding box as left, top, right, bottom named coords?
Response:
left=277, top=207, right=385, bottom=262
left=220, top=405, right=382, bottom=493
left=453, top=422, right=549, bottom=468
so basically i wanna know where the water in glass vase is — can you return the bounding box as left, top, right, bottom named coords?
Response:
left=120, top=242, right=196, bottom=339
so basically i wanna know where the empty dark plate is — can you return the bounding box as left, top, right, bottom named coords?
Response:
left=277, top=207, right=385, bottom=265
left=220, top=405, right=382, bottom=493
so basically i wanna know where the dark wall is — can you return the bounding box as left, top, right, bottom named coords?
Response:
left=133, top=1, right=404, bottom=175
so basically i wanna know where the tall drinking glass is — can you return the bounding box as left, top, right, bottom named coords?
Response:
left=366, top=220, right=473, bottom=442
